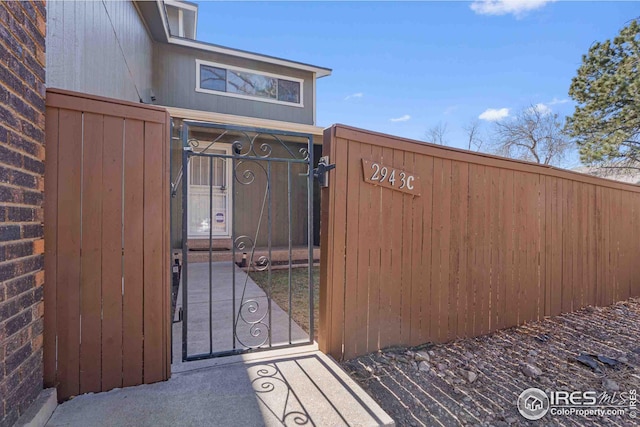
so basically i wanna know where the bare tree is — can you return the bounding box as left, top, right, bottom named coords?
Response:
left=425, top=121, right=449, bottom=146
left=463, top=120, right=484, bottom=152
left=491, top=105, right=573, bottom=166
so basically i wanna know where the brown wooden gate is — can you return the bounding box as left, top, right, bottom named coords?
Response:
left=44, top=89, right=171, bottom=401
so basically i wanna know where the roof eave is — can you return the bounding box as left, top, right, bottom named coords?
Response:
left=166, top=36, right=332, bottom=77
left=141, top=0, right=332, bottom=77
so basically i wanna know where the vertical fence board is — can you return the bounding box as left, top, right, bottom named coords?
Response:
left=400, top=152, right=414, bottom=345
left=343, top=141, right=362, bottom=359
left=79, top=113, right=104, bottom=394
left=449, top=161, right=467, bottom=339
left=356, top=143, right=371, bottom=353
left=409, top=152, right=425, bottom=345
left=417, top=155, right=434, bottom=344
left=524, top=172, right=540, bottom=324
left=390, top=149, right=407, bottom=343
left=101, top=116, right=124, bottom=391
left=44, top=108, right=59, bottom=388
left=595, top=186, right=603, bottom=307
left=602, top=189, right=613, bottom=306
left=430, top=158, right=451, bottom=342
left=610, top=190, right=620, bottom=302
left=468, top=164, right=487, bottom=335
left=488, top=167, right=502, bottom=331
left=56, top=109, right=83, bottom=399
left=326, top=132, right=348, bottom=356
left=366, top=144, right=382, bottom=350
left=543, top=176, right=552, bottom=317
left=562, top=180, right=574, bottom=313
left=549, top=177, right=563, bottom=316
left=318, top=129, right=333, bottom=353
left=537, top=174, right=546, bottom=321
left=355, top=144, right=372, bottom=354
left=143, top=122, right=166, bottom=383
left=122, top=119, right=145, bottom=387
left=498, top=168, right=514, bottom=328
left=587, top=185, right=597, bottom=307
left=478, top=166, right=492, bottom=334
left=378, top=146, right=395, bottom=347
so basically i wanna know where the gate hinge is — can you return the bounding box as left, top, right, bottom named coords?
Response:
left=313, top=156, right=336, bottom=188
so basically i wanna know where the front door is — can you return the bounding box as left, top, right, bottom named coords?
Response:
left=187, top=147, right=231, bottom=238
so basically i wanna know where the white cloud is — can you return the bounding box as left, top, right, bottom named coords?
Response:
left=548, top=97, right=569, bottom=105
left=528, top=103, right=552, bottom=115
left=470, top=0, right=555, bottom=18
left=390, top=114, right=411, bottom=122
left=344, top=92, right=363, bottom=101
left=478, top=108, right=510, bottom=121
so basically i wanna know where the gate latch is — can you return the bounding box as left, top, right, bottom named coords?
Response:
left=313, top=156, right=336, bottom=188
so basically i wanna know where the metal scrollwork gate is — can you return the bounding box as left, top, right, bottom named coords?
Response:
left=179, top=121, right=315, bottom=361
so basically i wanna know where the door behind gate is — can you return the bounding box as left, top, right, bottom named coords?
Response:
left=180, top=121, right=315, bottom=360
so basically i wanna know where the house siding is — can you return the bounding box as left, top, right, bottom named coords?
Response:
left=154, top=43, right=315, bottom=125
left=0, top=1, right=47, bottom=426
left=46, top=0, right=154, bottom=103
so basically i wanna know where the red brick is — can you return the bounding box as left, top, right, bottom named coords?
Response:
left=0, top=1, right=45, bottom=423
left=31, top=333, right=42, bottom=351
left=32, top=239, right=43, bottom=254
left=34, top=270, right=44, bottom=287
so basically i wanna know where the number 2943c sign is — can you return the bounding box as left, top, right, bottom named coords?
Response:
left=361, top=159, right=420, bottom=196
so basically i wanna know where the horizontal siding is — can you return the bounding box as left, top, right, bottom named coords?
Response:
left=46, top=0, right=153, bottom=103
left=154, top=43, right=314, bottom=125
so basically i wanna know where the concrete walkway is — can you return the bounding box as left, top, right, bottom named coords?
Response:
left=46, top=262, right=394, bottom=426
left=173, top=261, right=309, bottom=364
left=46, top=347, right=394, bottom=427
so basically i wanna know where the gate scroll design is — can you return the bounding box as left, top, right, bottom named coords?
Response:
left=180, top=122, right=315, bottom=361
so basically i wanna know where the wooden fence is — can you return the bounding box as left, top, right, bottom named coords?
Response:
left=44, top=89, right=171, bottom=400
left=319, top=125, right=640, bottom=360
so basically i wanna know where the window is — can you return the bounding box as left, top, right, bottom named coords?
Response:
left=189, top=150, right=227, bottom=187
left=200, top=66, right=226, bottom=92
left=196, top=60, right=303, bottom=107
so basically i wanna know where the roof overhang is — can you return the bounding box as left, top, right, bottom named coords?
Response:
left=136, top=0, right=331, bottom=78
left=164, top=105, right=325, bottom=141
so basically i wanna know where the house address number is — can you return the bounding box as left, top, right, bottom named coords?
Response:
left=362, top=159, right=420, bottom=196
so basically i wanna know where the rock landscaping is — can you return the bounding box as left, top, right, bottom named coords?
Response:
left=343, top=298, right=640, bottom=426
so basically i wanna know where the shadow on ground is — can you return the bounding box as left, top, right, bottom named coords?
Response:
left=47, top=350, right=393, bottom=427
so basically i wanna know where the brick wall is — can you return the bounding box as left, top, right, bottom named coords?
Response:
left=0, top=1, right=47, bottom=426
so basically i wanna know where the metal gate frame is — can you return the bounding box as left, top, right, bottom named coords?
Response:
left=180, top=121, right=315, bottom=361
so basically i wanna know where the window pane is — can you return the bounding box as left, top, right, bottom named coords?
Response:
left=227, top=70, right=277, bottom=99
left=277, top=79, right=300, bottom=104
left=190, top=157, right=201, bottom=185
left=200, top=65, right=226, bottom=92
left=214, top=158, right=225, bottom=187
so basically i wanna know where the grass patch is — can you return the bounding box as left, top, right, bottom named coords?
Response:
left=249, top=266, right=319, bottom=340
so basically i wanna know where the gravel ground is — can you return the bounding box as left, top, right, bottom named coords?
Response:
left=342, top=298, right=640, bottom=426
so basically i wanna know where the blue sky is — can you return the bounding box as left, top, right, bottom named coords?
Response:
left=196, top=1, right=639, bottom=167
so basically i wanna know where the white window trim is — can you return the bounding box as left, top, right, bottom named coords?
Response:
left=195, top=59, right=305, bottom=108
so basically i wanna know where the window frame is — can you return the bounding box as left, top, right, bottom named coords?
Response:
left=195, top=59, right=304, bottom=108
